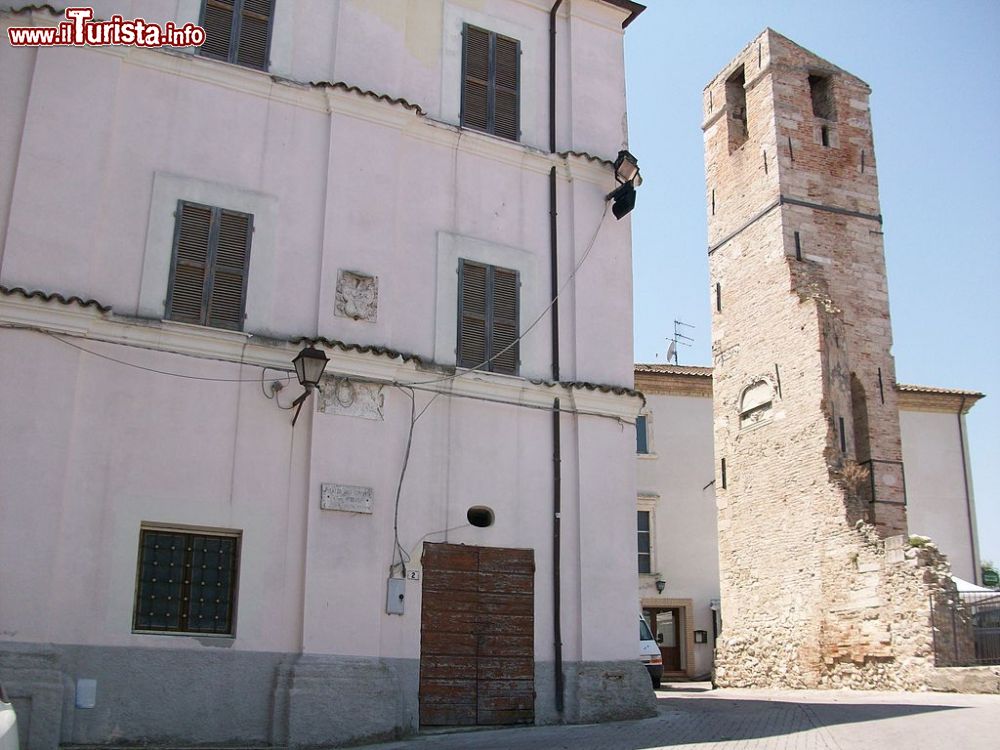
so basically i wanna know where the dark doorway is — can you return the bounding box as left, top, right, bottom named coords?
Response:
left=419, top=542, right=535, bottom=727
left=645, top=607, right=683, bottom=672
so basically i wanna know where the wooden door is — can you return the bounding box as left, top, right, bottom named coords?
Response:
left=419, top=543, right=535, bottom=726
left=646, top=608, right=682, bottom=671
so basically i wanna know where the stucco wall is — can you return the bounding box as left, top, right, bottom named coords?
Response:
left=900, top=408, right=979, bottom=582
left=635, top=388, right=719, bottom=677
left=0, top=2, right=649, bottom=745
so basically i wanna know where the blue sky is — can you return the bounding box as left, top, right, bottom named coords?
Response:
left=625, top=1, right=1000, bottom=570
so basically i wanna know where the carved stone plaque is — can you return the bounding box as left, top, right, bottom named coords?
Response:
left=321, top=484, right=373, bottom=514
left=335, top=269, right=378, bottom=322
left=317, top=377, right=384, bottom=421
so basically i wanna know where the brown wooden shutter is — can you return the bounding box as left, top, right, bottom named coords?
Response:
left=458, top=260, right=488, bottom=369
left=462, top=25, right=520, bottom=141
left=206, top=209, right=252, bottom=330
left=461, top=25, right=490, bottom=132
left=167, top=202, right=213, bottom=325
left=490, top=266, right=519, bottom=374
left=201, top=0, right=234, bottom=61
left=458, top=261, right=519, bottom=374
left=235, top=0, right=272, bottom=70
left=167, top=201, right=251, bottom=331
left=200, top=0, right=271, bottom=70
left=493, top=34, right=520, bottom=141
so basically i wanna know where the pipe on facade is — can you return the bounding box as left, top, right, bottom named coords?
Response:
left=957, top=396, right=979, bottom=584
left=549, top=0, right=565, bottom=715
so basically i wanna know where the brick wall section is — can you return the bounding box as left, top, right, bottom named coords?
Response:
left=703, top=29, right=963, bottom=689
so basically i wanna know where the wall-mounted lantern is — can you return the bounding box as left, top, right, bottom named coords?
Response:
left=291, top=345, right=329, bottom=425
left=607, top=149, right=643, bottom=220
left=655, top=578, right=666, bottom=594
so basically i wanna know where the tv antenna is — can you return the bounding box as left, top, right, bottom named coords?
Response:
left=666, top=320, right=694, bottom=364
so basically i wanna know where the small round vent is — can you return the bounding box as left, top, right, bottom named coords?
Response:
left=467, top=506, right=495, bottom=528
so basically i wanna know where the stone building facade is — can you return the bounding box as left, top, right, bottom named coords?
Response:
left=703, top=29, right=966, bottom=689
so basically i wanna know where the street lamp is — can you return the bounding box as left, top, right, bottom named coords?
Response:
left=606, top=149, right=642, bottom=220
left=291, top=345, right=329, bottom=426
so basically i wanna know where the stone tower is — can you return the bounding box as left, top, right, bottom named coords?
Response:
left=703, top=30, right=962, bottom=689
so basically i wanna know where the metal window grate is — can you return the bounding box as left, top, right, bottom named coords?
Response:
left=133, top=528, right=240, bottom=635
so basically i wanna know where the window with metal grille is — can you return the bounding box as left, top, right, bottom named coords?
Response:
left=457, top=259, right=519, bottom=375
left=199, top=0, right=274, bottom=71
left=637, top=510, right=651, bottom=574
left=166, top=201, right=252, bottom=331
left=133, top=527, right=240, bottom=635
left=461, top=24, right=520, bottom=141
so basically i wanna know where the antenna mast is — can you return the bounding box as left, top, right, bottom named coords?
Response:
left=667, top=319, right=694, bottom=364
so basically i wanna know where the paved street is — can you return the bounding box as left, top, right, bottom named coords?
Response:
left=368, top=683, right=1000, bottom=750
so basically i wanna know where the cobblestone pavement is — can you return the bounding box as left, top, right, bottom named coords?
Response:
left=367, top=683, right=1000, bottom=750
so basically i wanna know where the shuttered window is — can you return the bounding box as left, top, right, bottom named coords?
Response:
left=461, top=24, right=520, bottom=141
left=200, top=0, right=274, bottom=71
left=458, top=259, right=519, bottom=375
left=166, top=201, right=252, bottom=331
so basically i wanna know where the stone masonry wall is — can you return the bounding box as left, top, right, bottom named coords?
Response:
left=704, top=29, right=960, bottom=689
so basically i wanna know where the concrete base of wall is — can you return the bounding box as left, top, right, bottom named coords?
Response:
left=276, top=654, right=418, bottom=748
left=535, top=659, right=657, bottom=725
left=926, top=667, right=1000, bottom=695
left=0, top=644, right=657, bottom=748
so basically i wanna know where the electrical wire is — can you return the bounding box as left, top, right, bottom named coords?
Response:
left=261, top=367, right=297, bottom=409
left=5, top=323, right=637, bottom=423
left=7, top=325, right=297, bottom=383
left=389, top=386, right=417, bottom=577
left=397, top=199, right=611, bottom=388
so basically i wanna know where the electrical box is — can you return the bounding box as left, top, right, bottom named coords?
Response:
left=76, top=678, right=97, bottom=709
left=386, top=577, right=405, bottom=615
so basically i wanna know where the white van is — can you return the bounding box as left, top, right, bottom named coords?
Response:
left=640, top=614, right=663, bottom=689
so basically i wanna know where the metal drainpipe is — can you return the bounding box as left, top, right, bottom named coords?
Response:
left=957, top=396, right=979, bottom=584
left=549, top=0, right=564, bottom=715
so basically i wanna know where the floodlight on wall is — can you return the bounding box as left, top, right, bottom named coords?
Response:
left=290, top=345, right=329, bottom=426
left=655, top=578, right=666, bottom=594
left=606, top=149, right=642, bottom=220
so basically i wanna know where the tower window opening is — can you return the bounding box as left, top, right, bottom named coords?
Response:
left=809, top=74, right=836, bottom=120
left=726, top=66, right=748, bottom=150
left=821, top=125, right=830, bottom=147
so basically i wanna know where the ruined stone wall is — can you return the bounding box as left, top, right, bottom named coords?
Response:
left=704, top=29, right=959, bottom=690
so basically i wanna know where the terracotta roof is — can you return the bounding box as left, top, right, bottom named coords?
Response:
left=634, top=363, right=713, bottom=377
left=559, top=150, right=614, bottom=168
left=3, top=4, right=62, bottom=15
left=533, top=378, right=643, bottom=401
left=1, top=284, right=112, bottom=312
left=301, top=79, right=425, bottom=115
left=292, top=335, right=424, bottom=365
left=896, top=383, right=985, bottom=399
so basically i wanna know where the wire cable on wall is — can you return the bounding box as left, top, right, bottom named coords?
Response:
left=397, top=200, right=611, bottom=389
left=6, top=325, right=297, bottom=383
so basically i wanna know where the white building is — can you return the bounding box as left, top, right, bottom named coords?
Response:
left=0, top=2, right=653, bottom=747
left=634, top=364, right=984, bottom=680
